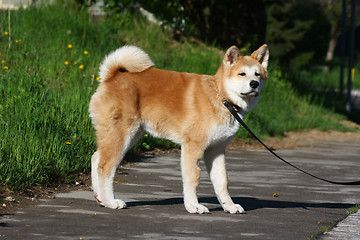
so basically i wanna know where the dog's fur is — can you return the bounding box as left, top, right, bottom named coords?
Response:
left=89, top=45, right=269, bottom=214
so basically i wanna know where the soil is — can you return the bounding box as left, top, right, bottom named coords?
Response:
left=1, top=121, right=359, bottom=215
left=0, top=173, right=92, bottom=215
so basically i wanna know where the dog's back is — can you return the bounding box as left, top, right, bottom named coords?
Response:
left=90, top=48, right=221, bottom=146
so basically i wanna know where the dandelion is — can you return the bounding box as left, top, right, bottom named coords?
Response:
left=3, top=66, right=8, bottom=70
left=68, top=44, right=72, bottom=49
left=84, top=50, right=88, bottom=55
left=79, top=64, right=84, bottom=69
left=4, top=32, right=8, bottom=35
left=96, top=77, right=100, bottom=81
left=64, top=61, right=69, bottom=65
left=1, top=60, right=4, bottom=64
left=74, top=61, right=78, bottom=65
left=65, top=141, right=71, bottom=145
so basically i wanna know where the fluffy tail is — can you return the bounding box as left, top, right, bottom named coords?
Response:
left=99, top=45, right=154, bottom=82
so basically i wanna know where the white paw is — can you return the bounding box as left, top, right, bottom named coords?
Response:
left=94, top=193, right=102, bottom=205
left=223, top=203, right=245, bottom=214
left=185, top=203, right=210, bottom=214
left=103, top=199, right=127, bottom=209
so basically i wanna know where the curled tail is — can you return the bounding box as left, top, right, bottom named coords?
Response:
left=99, top=45, right=154, bottom=82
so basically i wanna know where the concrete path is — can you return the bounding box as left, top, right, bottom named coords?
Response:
left=1, top=140, right=359, bottom=239
left=320, top=210, right=360, bottom=240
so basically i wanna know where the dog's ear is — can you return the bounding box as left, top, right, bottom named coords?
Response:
left=251, top=44, right=269, bottom=71
left=223, top=46, right=241, bottom=66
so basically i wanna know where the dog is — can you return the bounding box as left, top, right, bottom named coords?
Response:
left=89, top=44, right=269, bottom=214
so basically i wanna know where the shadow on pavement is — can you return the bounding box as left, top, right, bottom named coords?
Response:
left=126, top=196, right=354, bottom=212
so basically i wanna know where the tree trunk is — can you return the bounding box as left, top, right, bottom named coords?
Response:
left=325, top=23, right=339, bottom=62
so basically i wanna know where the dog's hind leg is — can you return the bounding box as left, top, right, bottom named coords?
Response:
left=91, top=151, right=102, bottom=205
left=204, top=143, right=245, bottom=214
left=181, top=142, right=209, bottom=214
left=94, top=121, right=143, bottom=209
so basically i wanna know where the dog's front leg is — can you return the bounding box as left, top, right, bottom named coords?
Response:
left=204, top=145, right=245, bottom=214
left=181, top=143, right=209, bottom=214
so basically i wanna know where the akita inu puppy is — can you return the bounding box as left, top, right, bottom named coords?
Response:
left=89, top=44, right=269, bottom=214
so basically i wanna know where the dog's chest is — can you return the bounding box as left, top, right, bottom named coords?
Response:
left=207, top=116, right=240, bottom=145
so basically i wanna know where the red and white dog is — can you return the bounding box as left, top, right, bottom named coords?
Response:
left=89, top=44, right=269, bottom=214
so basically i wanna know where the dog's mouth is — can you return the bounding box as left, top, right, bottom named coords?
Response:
left=240, top=91, right=259, bottom=97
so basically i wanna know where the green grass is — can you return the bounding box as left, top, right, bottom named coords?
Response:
left=0, top=2, right=357, bottom=189
left=347, top=204, right=360, bottom=215
left=297, top=65, right=360, bottom=90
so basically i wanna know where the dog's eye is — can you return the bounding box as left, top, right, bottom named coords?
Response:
left=239, top=73, right=246, bottom=76
left=255, top=72, right=260, bottom=76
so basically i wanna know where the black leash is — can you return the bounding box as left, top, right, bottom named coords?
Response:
left=223, top=99, right=360, bottom=186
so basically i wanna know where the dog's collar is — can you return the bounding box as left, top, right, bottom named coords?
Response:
left=222, top=98, right=242, bottom=113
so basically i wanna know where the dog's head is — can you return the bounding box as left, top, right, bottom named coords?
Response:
left=218, top=44, right=269, bottom=112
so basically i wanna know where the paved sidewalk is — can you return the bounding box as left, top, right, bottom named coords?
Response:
left=1, top=140, right=359, bottom=239
left=320, top=210, right=360, bottom=240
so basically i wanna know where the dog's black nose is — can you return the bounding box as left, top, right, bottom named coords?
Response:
left=250, top=80, right=259, bottom=89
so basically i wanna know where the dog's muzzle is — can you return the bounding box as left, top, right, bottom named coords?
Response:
left=241, top=91, right=259, bottom=97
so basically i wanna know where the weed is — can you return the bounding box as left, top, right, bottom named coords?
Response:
left=347, top=204, right=360, bottom=215
left=317, top=222, right=337, bottom=234
left=306, top=235, right=314, bottom=240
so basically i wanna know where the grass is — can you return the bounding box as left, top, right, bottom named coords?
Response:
left=347, top=204, right=360, bottom=215
left=317, top=222, right=337, bottom=234
left=297, top=65, right=360, bottom=90
left=0, top=1, right=357, bottom=189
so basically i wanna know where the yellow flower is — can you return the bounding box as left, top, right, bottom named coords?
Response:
left=65, top=141, right=71, bottom=145
left=79, top=64, right=84, bottom=69
left=1, top=60, right=4, bottom=64
left=273, top=193, right=280, bottom=198
left=84, top=50, right=88, bottom=55
left=74, top=61, right=78, bottom=65
left=3, top=66, right=8, bottom=70
left=96, top=77, right=100, bottom=81
left=4, top=31, right=8, bottom=35
left=68, top=44, right=72, bottom=49
left=64, top=61, right=69, bottom=65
